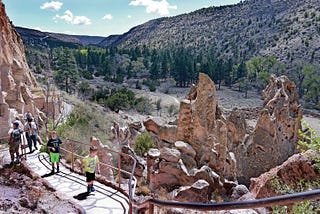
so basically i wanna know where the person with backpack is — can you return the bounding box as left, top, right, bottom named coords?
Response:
left=47, top=131, right=62, bottom=174
left=8, top=121, right=24, bottom=164
left=24, top=117, right=38, bottom=152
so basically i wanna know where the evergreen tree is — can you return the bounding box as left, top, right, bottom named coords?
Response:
left=53, top=47, right=79, bottom=93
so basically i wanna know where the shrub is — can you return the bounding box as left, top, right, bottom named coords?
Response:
left=134, top=133, right=154, bottom=156
left=298, top=120, right=320, bottom=153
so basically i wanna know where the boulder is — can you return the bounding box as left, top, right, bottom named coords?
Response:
left=160, top=147, right=181, bottom=163
left=174, top=141, right=196, bottom=158
left=144, top=117, right=177, bottom=143
left=172, top=180, right=211, bottom=203
left=249, top=150, right=320, bottom=199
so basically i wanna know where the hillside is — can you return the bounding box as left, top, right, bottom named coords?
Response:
left=99, top=0, right=320, bottom=69
left=12, top=0, right=320, bottom=110
left=16, top=27, right=106, bottom=48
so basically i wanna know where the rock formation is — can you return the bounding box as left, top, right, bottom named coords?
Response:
left=143, top=73, right=237, bottom=200
left=139, top=73, right=303, bottom=202
left=234, top=75, right=302, bottom=185
left=0, top=0, right=46, bottom=138
left=249, top=150, right=320, bottom=199
left=175, top=73, right=236, bottom=181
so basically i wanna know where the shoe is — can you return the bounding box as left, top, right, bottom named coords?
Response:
left=15, top=157, right=20, bottom=164
left=87, top=186, right=91, bottom=193
left=90, top=186, right=95, bottom=192
left=57, top=166, right=59, bottom=173
left=35, top=146, right=38, bottom=150
left=50, top=169, right=54, bottom=174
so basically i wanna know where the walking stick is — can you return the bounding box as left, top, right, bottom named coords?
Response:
left=22, top=132, right=27, bottom=160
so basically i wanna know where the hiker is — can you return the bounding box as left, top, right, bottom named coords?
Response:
left=83, top=144, right=100, bottom=193
left=8, top=121, right=24, bottom=164
left=24, top=117, right=38, bottom=152
left=47, top=131, right=62, bottom=174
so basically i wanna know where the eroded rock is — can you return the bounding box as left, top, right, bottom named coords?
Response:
left=249, top=150, right=320, bottom=199
left=234, top=75, right=302, bottom=185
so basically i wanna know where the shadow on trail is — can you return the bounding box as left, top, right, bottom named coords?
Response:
left=41, top=172, right=54, bottom=178
left=73, top=192, right=91, bottom=200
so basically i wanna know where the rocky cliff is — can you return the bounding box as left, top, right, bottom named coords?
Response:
left=0, top=0, right=45, bottom=138
left=137, top=73, right=302, bottom=201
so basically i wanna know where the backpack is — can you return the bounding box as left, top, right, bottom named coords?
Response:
left=11, top=128, right=22, bottom=144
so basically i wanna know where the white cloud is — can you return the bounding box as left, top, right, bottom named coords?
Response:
left=128, top=15, right=132, bottom=19
left=73, top=16, right=91, bottom=25
left=102, top=14, right=113, bottom=20
left=129, top=0, right=177, bottom=16
left=40, top=1, right=63, bottom=12
left=54, top=10, right=91, bottom=25
left=55, top=10, right=73, bottom=23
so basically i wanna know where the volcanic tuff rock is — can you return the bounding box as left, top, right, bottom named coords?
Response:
left=234, top=75, right=302, bottom=185
left=0, top=0, right=46, bottom=138
left=170, top=180, right=211, bottom=203
left=141, top=72, right=303, bottom=202
left=177, top=73, right=235, bottom=181
left=249, top=150, right=320, bottom=199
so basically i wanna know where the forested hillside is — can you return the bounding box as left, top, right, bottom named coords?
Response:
left=16, top=0, right=320, bottom=111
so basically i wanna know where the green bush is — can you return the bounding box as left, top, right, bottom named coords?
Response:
left=298, top=120, right=320, bottom=153
left=134, top=133, right=154, bottom=156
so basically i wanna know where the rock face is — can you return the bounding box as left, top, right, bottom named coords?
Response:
left=176, top=73, right=236, bottom=181
left=143, top=117, right=177, bottom=144
left=249, top=150, right=320, bottom=199
left=234, top=75, right=302, bottom=185
left=146, top=73, right=236, bottom=200
left=0, top=0, right=46, bottom=138
left=144, top=73, right=302, bottom=202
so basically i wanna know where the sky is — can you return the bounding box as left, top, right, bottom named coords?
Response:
left=3, top=0, right=241, bottom=37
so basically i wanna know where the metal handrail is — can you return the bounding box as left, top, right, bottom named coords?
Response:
left=54, top=138, right=320, bottom=213
left=58, top=138, right=137, bottom=212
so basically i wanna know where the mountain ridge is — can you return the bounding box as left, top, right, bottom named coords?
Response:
left=98, top=0, right=320, bottom=68
left=14, top=0, right=320, bottom=75
left=15, top=26, right=106, bottom=47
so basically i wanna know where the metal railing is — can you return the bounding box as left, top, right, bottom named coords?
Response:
left=59, top=138, right=137, bottom=213
left=47, top=138, right=320, bottom=213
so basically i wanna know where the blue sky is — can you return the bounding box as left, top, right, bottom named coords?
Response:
left=3, top=0, right=241, bottom=37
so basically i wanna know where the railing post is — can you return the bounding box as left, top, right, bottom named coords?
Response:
left=71, top=139, right=74, bottom=171
left=117, top=153, right=121, bottom=188
left=149, top=203, right=154, bottom=214
left=129, top=202, right=133, bottom=214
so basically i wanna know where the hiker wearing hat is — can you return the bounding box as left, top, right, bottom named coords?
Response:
left=8, top=121, right=24, bottom=164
